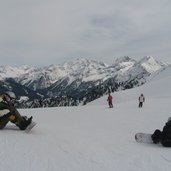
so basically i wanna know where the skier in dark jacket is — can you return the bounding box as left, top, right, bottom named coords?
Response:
left=0, top=91, right=32, bottom=130
left=151, top=117, right=171, bottom=147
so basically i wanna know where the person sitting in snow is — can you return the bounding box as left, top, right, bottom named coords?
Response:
left=107, top=93, right=113, bottom=108
left=151, top=117, right=171, bottom=147
left=0, top=91, right=32, bottom=130
left=138, top=94, right=145, bottom=108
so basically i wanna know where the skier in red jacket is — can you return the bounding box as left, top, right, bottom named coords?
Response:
left=107, top=94, right=113, bottom=108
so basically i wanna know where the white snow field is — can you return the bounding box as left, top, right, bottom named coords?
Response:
left=1, top=66, right=171, bottom=171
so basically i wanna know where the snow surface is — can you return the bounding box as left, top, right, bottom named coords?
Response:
left=1, top=66, right=171, bottom=171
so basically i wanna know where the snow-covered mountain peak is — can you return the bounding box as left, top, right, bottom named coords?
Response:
left=138, top=56, right=166, bottom=73
left=114, top=56, right=136, bottom=63
left=63, top=58, right=107, bottom=70
left=61, top=58, right=108, bottom=80
left=0, top=65, right=35, bottom=80
left=112, top=56, right=136, bottom=72
left=140, top=56, right=155, bottom=62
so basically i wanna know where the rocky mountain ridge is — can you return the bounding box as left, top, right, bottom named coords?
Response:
left=0, top=56, right=169, bottom=106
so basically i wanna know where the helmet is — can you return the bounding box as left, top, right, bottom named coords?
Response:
left=5, top=91, right=16, bottom=100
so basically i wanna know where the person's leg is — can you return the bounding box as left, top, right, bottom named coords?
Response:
left=7, top=105, right=24, bottom=124
left=139, top=102, right=143, bottom=108
left=0, top=113, right=32, bottom=130
left=0, top=111, right=21, bottom=129
left=2, top=103, right=32, bottom=130
left=141, top=102, right=143, bottom=107
left=110, top=102, right=113, bottom=108
left=0, top=114, right=10, bottom=129
left=108, top=102, right=110, bottom=107
left=0, top=101, right=17, bottom=129
left=138, top=102, right=141, bottom=107
left=151, top=129, right=162, bottom=144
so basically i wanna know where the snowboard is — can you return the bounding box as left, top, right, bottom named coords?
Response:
left=25, top=121, right=37, bottom=133
left=135, top=133, right=153, bottom=144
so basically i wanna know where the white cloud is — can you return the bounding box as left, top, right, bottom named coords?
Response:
left=0, top=0, right=171, bottom=66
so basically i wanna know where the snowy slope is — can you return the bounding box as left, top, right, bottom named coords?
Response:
left=1, top=64, right=171, bottom=171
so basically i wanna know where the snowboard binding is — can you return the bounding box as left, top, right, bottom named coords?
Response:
left=18, top=116, right=33, bottom=130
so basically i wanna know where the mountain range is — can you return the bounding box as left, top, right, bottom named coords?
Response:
left=0, top=56, right=170, bottom=104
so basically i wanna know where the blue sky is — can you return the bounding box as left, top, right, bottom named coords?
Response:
left=0, top=0, right=171, bottom=66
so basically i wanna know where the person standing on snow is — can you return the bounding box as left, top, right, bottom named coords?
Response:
left=107, top=93, right=113, bottom=108
left=138, top=94, right=145, bottom=108
left=0, top=91, right=33, bottom=130
left=151, top=117, right=171, bottom=147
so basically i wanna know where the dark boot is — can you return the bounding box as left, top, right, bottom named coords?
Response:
left=151, top=129, right=162, bottom=144
left=18, top=116, right=33, bottom=130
